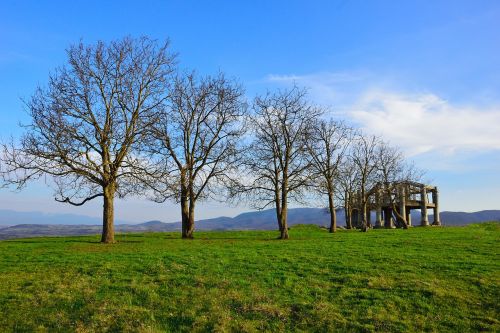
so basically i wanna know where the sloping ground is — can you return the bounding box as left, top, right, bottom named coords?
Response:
left=0, top=223, right=498, bottom=332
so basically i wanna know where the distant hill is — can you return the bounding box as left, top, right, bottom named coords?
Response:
left=438, top=210, right=500, bottom=225
left=0, top=208, right=499, bottom=240
left=0, top=209, right=130, bottom=227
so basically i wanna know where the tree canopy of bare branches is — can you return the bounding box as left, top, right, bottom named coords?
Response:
left=307, top=119, right=354, bottom=233
left=243, top=87, right=321, bottom=239
left=0, top=36, right=176, bottom=243
left=374, top=140, right=424, bottom=228
left=349, top=134, right=381, bottom=231
left=0, top=34, right=430, bottom=239
left=148, top=72, right=246, bottom=239
left=337, top=158, right=359, bottom=229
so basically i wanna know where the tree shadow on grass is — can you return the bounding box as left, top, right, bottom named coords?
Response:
left=115, top=240, right=144, bottom=243
left=193, top=236, right=281, bottom=241
left=3, top=236, right=146, bottom=244
left=5, top=238, right=101, bottom=244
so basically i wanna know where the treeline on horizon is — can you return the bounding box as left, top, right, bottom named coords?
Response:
left=0, top=36, right=423, bottom=243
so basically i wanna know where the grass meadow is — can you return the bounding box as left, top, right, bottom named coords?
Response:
left=0, top=223, right=498, bottom=332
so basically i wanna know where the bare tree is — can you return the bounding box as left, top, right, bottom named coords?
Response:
left=148, top=72, right=246, bottom=239
left=350, top=134, right=381, bottom=231
left=375, top=141, right=424, bottom=228
left=0, top=37, right=176, bottom=243
left=337, top=159, right=358, bottom=229
left=243, top=87, right=321, bottom=239
left=307, top=118, right=353, bottom=233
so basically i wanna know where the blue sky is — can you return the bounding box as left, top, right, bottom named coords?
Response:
left=1, top=0, right=499, bottom=222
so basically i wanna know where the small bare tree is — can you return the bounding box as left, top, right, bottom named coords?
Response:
left=243, top=87, right=321, bottom=239
left=337, top=159, right=358, bottom=229
left=0, top=37, right=176, bottom=243
left=375, top=141, right=424, bottom=228
left=148, top=72, right=246, bottom=239
left=307, top=118, right=353, bottom=233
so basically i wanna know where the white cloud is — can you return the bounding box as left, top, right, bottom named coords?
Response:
left=266, top=71, right=500, bottom=157
left=351, top=90, right=500, bottom=156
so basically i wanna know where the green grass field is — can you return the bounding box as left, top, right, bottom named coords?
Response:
left=0, top=223, right=498, bottom=332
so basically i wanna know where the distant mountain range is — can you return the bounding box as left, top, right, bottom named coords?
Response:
left=0, top=208, right=499, bottom=240
left=0, top=209, right=130, bottom=227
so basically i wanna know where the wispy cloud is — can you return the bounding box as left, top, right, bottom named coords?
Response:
left=266, top=71, right=370, bottom=106
left=0, top=51, right=36, bottom=64
left=267, top=71, right=367, bottom=84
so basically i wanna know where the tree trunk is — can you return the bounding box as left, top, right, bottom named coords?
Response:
left=179, top=170, right=195, bottom=239
left=186, top=199, right=195, bottom=239
left=275, top=195, right=283, bottom=232
left=361, top=200, right=368, bottom=232
left=346, top=208, right=352, bottom=229
left=345, top=203, right=353, bottom=229
left=328, top=191, right=336, bottom=233
left=180, top=171, right=192, bottom=238
left=101, top=184, right=116, bottom=243
left=279, top=187, right=289, bottom=240
left=344, top=190, right=352, bottom=229
left=180, top=196, right=195, bottom=239
left=366, top=204, right=372, bottom=228
left=280, top=207, right=289, bottom=239
left=387, top=187, right=408, bottom=229
left=180, top=198, right=191, bottom=239
left=391, top=202, right=409, bottom=229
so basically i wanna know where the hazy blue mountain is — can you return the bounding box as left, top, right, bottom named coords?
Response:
left=0, top=209, right=130, bottom=227
left=0, top=208, right=498, bottom=240
left=438, top=210, right=500, bottom=225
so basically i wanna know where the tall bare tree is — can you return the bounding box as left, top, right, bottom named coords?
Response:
left=307, top=118, right=353, bottom=233
left=350, top=134, right=381, bottom=231
left=243, top=87, right=321, bottom=239
left=148, top=72, right=246, bottom=239
left=0, top=37, right=176, bottom=243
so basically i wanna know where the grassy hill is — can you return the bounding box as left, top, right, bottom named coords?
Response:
left=0, top=224, right=498, bottom=332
